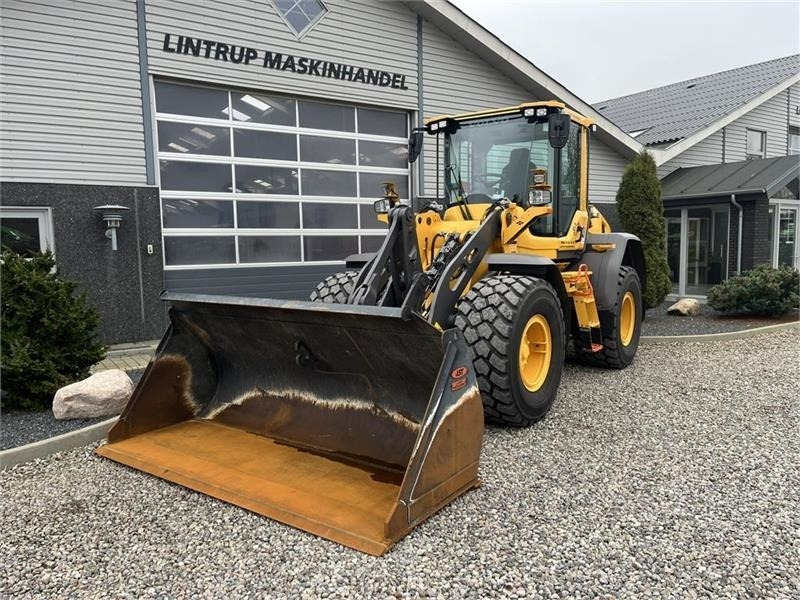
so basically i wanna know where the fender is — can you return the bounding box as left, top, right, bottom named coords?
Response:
left=344, top=253, right=376, bottom=269
left=484, top=253, right=571, bottom=332
left=580, top=233, right=646, bottom=311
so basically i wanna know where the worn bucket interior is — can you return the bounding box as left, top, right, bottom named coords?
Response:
left=97, top=293, right=483, bottom=555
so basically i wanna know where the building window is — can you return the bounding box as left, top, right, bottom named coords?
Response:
left=154, top=81, right=409, bottom=269
left=789, top=126, right=800, bottom=155
left=745, top=129, right=766, bottom=160
left=769, top=204, right=799, bottom=269
left=271, top=0, right=328, bottom=37
left=0, top=207, right=54, bottom=256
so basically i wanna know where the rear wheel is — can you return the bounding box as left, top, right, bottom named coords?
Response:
left=455, top=275, right=565, bottom=426
left=310, top=271, right=359, bottom=303
left=578, top=266, right=642, bottom=368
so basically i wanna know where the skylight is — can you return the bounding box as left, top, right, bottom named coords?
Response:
left=271, top=0, right=328, bottom=36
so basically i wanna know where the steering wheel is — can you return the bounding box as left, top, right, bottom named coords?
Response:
left=465, top=192, right=493, bottom=203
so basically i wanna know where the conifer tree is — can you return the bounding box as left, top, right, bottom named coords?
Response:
left=615, top=150, right=671, bottom=308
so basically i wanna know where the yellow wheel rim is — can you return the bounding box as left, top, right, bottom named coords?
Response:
left=518, top=314, right=552, bottom=392
left=620, top=291, right=636, bottom=347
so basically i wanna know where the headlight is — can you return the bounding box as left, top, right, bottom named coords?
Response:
left=528, top=190, right=552, bottom=206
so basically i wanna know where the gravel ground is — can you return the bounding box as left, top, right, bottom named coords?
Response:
left=642, top=301, right=799, bottom=337
left=1, top=371, right=144, bottom=450
left=2, top=330, right=798, bottom=599
left=0, top=412, right=107, bottom=450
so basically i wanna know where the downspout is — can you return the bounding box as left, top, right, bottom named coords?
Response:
left=730, top=194, right=743, bottom=275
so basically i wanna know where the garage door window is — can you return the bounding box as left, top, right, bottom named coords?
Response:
left=155, top=81, right=407, bottom=269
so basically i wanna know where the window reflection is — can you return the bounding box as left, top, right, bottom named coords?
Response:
left=160, top=161, right=232, bottom=192
left=358, top=141, right=407, bottom=168
left=303, top=235, right=358, bottom=261
left=158, top=122, right=230, bottom=156
left=300, top=136, right=356, bottom=164
left=238, top=201, right=300, bottom=228
left=302, top=170, right=357, bottom=197
left=298, top=100, right=355, bottom=131
left=357, top=108, right=407, bottom=137
left=239, top=236, right=301, bottom=262
left=230, top=93, right=296, bottom=125
left=155, top=82, right=228, bottom=118
left=162, top=199, right=234, bottom=228
left=164, top=236, right=235, bottom=265
left=302, top=203, right=357, bottom=228
left=236, top=165, right=298, bottom=194
left=359, top=172, right=408, bottom=199
left=234, top=130, right=297, bottom=160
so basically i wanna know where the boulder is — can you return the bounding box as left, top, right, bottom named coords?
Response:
left=53, top=369, right=133, bottom=420
left=667, top=298, right=701, bottom=317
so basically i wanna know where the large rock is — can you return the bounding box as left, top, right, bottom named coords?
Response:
left=53, top=369, right=133, bottom=420
left=667, top=298, right=701, bottom=317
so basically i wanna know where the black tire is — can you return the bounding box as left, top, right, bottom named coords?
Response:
left=309, top=271, right=359, bottom=303
left=578, top=266, right=642, bottom=369
left=455, top=275, right=565, bottom=427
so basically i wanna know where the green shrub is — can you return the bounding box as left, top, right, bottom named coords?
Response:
left=616, top=150, right=672, bottom=308
left=707, top=265, right=799, bottom=316
left=1, top=250, right=105, bottom=410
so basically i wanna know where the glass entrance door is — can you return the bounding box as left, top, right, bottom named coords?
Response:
left=666, top=215, right=681, bottom=295
left=778, top=208, right=798, bottom=268
left=665, top=205, right=729, bottom=297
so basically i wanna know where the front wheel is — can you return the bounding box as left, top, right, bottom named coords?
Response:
left=455, top=275, right=565, bottom=427
left=309, top=271, right=359, bottom=303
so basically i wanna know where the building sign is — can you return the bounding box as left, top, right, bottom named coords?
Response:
left=162, top=33, right=409, bottom=90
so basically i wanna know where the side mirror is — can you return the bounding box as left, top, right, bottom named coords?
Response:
left=408, top=130, right=424, bottom=164
left=547, top=113, right=571, bottom=149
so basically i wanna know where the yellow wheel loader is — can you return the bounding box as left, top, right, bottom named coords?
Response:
left=98, top=101, right=645, bottom=555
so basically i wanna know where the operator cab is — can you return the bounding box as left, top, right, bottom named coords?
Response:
left=411, top=104, right=584, bottom=237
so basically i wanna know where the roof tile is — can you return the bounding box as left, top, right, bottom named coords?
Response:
left=593, top=55, right=800, bottom=145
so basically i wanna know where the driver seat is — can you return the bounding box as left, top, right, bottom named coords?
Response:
left=501, top=148, right=533, bottom=203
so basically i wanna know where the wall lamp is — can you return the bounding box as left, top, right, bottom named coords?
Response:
left=94, top=205, right=130, bottom=251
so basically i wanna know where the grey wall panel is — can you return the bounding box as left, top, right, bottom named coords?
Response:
left=0, top=0, right=147, bottom=185
left=164, top=265, right=345, bottom=299
left=723, top=91, right=789, bottom=162
left=417, top=19, right=629, bottom=203
left=145, top=0, right=418, bottom=110
left=419, top=19, right=532, bottom=196
left=1, top=183, right=167, bottom=345
left=656, top=130, right=724, bottom=178
left=789, top=83, right=800, bottom=129
left=587, top=138, right=630, bottom=205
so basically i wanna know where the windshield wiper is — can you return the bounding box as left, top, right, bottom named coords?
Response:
left=448, top=164, right=471, bottom=220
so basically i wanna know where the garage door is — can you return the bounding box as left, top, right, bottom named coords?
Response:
left=154, top=80, right=409, bottom=297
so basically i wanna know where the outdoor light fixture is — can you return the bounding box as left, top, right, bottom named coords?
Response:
left=94, top=204, right=129, bottom=251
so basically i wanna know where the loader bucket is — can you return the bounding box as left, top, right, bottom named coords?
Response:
left=97, top=293, right=483, bottom=555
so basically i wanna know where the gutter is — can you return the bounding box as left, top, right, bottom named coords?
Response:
left=663, top=188, right=767, bottom=202
left=730, top=194, right=743, bottom=275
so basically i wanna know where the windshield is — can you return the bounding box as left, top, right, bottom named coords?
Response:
left=445, top=117, right=553, bottom=205
left=444, top=115, right=581, bottom=235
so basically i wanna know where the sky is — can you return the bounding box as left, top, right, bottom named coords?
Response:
left=449, top=0, right=800, bottom=103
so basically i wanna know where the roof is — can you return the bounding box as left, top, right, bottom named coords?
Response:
left=593, top=55, right=800, bottom=146
left=660, top=155, right=800, bottom=200
left=404, top=1, right=643, bottom=158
